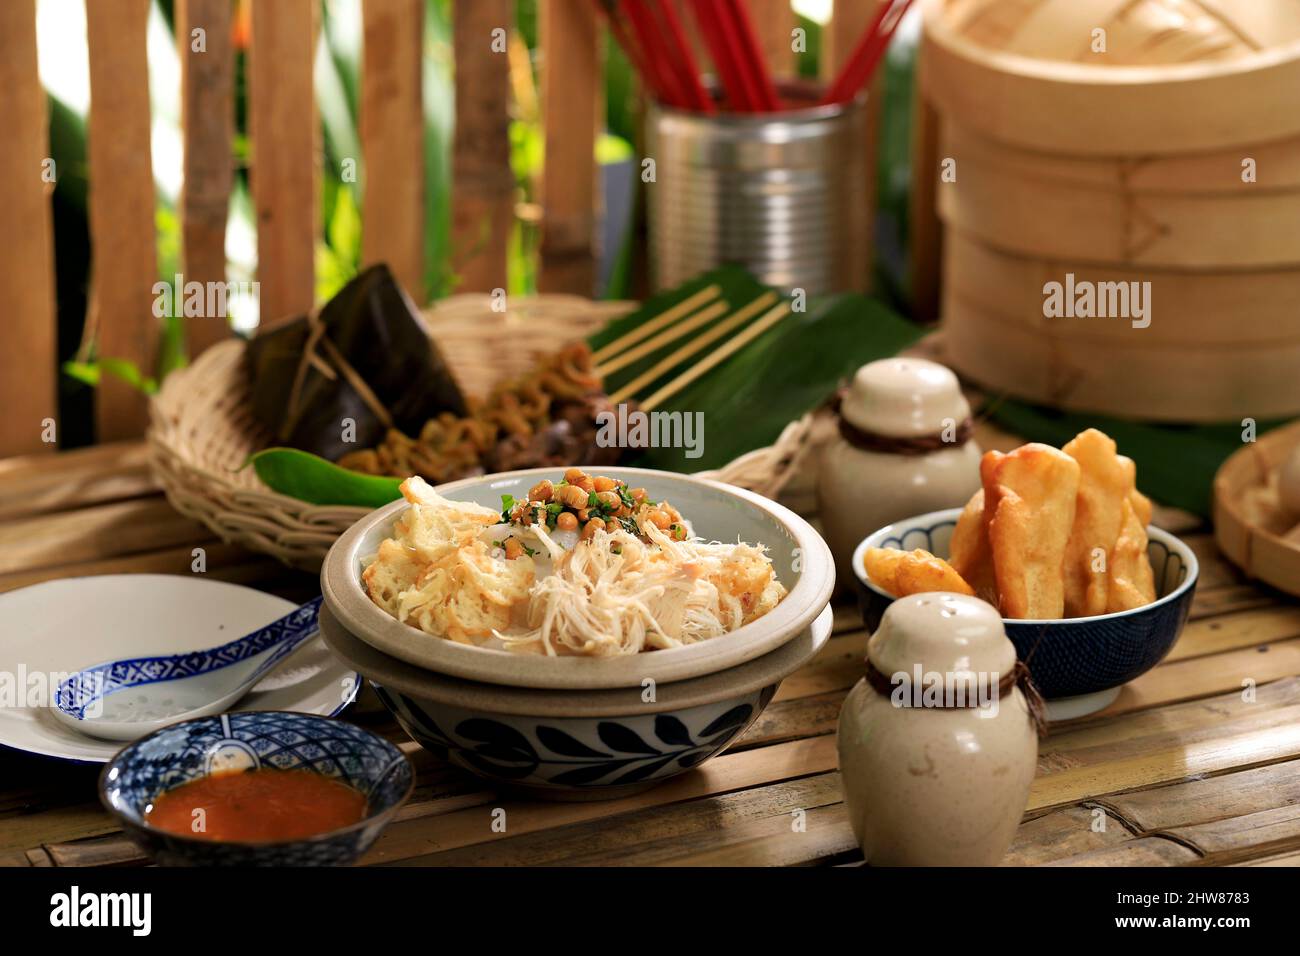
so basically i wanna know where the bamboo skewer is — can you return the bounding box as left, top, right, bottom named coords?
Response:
left=638, top=300, right=792, bottom=412
left=590, top=283, right=721, bottom=364
left=608, top=291, right=778, bottom=402
left=596, top=299, right=730, bottom=377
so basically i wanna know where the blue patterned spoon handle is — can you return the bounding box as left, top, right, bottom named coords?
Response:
left=241, top=595, right=324, bottom=686
left=56, top=595, right=325, bottom=720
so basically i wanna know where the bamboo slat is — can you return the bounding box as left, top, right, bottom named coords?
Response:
left=0, top=439, right=151, bottom=483
left=1167, top=804, right=1300, bottom=861
left=0, top=498, right=212, bottom=577
left=0, top=443, right=155, bottom=523
left=907, top=92, right=942, bottom=320
left=643, top=803, right=855, bottom=867
left=85, top=0, right=158, bottom=442
left=1031, top=712, right=1300, bottom=811
left=0, top=1, right=58, bottom=458
left=1042, top=838, right=1199, bottom=867
left=397, top=773, right=844, bottom=867
left=1101, top=639, right=1300, bottom=718
left=538, top=0, right=600, bottom=296
left=1165, top=607, right=1300, bottom=663
left=0, top=541, right=296, bottom=597
left=451, top=0, right=514, bottom=292
left=361, top=0, right=426, bottom=300
left=1043, top=678, right=1300, bottom=759
left=824, top=0, right=885, bottom=296
left=1004, top=806, right=1134, bottom=866
left=177, top=0, right=235, bottom=355
left=1102, top=760, right=1300, bottom=833
left=249, top=0, right=317, bottom=323
left=364, top=735, right=838, bottom=864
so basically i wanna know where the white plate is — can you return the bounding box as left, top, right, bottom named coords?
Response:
left=0, top=575, right=360, bottom=763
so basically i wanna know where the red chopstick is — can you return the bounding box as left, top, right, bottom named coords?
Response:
left=687, top=0, right=753, bottom=110
left=723, top=0, right=779, bottom=111
left=622, top=0, right=691, bottom=107
left=820, top=0, right=914, bottom=106
left=654, top=0, right=715, bottom=112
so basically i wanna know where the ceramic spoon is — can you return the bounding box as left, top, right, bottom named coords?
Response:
left=51, top=596, right=323, bottom=741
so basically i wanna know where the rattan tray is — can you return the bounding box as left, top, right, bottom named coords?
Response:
left=148, top=294, right=816, bottom=571
left=1213, top=418, right=1300, bottom=598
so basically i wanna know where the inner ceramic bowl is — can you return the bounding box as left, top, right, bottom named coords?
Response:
left=100, top=711, right=413, bottom=866
left=322, top=467, right=834, bottom=690
left=851, top=508, right=1199, bottom=705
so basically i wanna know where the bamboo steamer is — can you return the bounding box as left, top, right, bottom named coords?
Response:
left=940, top=120, right=1300, bottom=269
left=921, top=0, right=1300, bottom=156
left=943, top=234, right=1300, bottom=419
left=923, top=0, right=1300, bottom=422
left=944, top=232, right=1300, bottom=349
left=1214, top=419, right=1300, bottom=598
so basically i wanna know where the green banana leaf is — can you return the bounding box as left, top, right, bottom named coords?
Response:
left=600, top=279, right=925, bottom=473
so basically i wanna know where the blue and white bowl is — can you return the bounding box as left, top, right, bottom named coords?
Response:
left=99, top=711, right=413, bottom=866
left=320, top=604, right=833, bottom=799
left=852, top=508, right=1199, bottom=720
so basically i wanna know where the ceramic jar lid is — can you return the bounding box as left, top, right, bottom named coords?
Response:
left=840, top=358, right=971, bottom=438
left=867, top=593, right=1015, bottom=678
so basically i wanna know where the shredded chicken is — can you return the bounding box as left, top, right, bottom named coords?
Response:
left=361, top=476, right=786, bottom=657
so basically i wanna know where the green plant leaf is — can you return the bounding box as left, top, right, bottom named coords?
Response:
left=248, top=447, right=403, bottom=508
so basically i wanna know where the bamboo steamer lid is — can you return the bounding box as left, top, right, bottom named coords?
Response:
left=922, top=0, right=1300, bottom=154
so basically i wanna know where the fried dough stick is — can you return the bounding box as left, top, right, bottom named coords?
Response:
left=982, top=444, right=1080, bottom=619
left=949, top=488, right=998, bottom=605
left=863, top=548, right=974, bottom=598
left=1061, top=429, right=1138, bottom=617
left=1107, top=497, right=1157, bottom=612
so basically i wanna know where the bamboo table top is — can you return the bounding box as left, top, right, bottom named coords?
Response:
left=3, top=437, right=1300, bottom=868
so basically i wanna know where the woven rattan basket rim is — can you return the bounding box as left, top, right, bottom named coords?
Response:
left=148, top=293, right=816, bottom=570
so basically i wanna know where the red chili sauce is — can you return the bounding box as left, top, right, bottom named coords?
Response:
left=145, top=768, right=368, bottom=842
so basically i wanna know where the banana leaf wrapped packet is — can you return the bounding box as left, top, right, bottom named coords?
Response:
left=246, top=265, right=467, bottom=462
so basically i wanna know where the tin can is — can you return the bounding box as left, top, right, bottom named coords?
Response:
left=646, top=85, right=870, bottom=296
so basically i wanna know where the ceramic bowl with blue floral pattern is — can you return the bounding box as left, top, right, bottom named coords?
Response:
left=320, top=603, right=833, bottom=799
left=99, top=711, right=413, bottom=866
left=852, top=508, right=1199, bottom=720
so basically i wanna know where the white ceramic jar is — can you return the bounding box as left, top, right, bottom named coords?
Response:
left=816, top=357, right=982, bottom=587
left=837, top=593, right=1039, bottom=866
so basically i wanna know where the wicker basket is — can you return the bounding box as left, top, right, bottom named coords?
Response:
left=149, top=294, right=817, bottom=572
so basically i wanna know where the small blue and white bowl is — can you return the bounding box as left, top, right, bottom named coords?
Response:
left=852, top=508, right=1198, bottom=720
left=99, top=711, right=413, bottom=866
